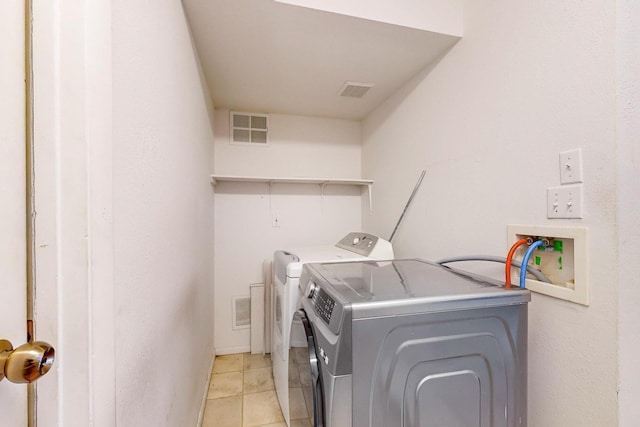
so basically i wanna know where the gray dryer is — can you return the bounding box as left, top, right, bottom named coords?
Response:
left=294, top=259, right=530, bottom=427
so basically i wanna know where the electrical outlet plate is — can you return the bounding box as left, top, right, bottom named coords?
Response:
left=547, top=185, right=583, bottom=218
left=559, top=148, right=583, bottom=184
left=507, top=224, right=588, bottom=305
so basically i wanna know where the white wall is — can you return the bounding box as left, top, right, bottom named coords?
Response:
left=112, top=1, right=215, bottom=426
left=213, top=112, right=362, bottom=352
left=275, top=0, right=463, bottom=36
left=617, top=0, right=640, bottom=424
left=214, top=110, right=362, bottom=178
left=362, top=1, right=618, bottom=426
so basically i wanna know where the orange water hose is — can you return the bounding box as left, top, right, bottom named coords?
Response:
left=505, top=239, right=528, bottom=289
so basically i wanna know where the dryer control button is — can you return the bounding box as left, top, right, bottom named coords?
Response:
left=352, top=237, right=360, bottom=245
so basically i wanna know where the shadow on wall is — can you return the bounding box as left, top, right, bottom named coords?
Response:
left=213, top=181, right=361, bottom=198
left=363, top=43, right=458, bottom=139
left=182, top=2, right=216, bottom=144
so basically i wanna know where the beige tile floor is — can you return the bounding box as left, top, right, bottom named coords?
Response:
left=202, top=353, right=293, bottom=427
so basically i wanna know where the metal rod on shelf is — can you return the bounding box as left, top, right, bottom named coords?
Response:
left=389, top=169, right=426, bottom=243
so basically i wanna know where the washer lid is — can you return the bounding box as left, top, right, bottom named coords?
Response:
left=307, top=259, right=530, bottom=319
left=274, top=246, right=371, bottom=280
left=273, top=233, right=394, bottom=281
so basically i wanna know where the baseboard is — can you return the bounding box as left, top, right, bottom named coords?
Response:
left=215, top=345, right=250, bottom=355
left=195, top=351, right=216, bottom=427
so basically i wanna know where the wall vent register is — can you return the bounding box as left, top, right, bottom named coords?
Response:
left=230, top=111, right=269, bottom=145
left=232, top=296, right=251, bottom=330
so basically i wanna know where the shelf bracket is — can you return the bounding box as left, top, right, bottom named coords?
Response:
left=320, top=181, right=373, bottom=213
left=268, top=181, right=273, bottom=215
left=320, top=182, right=328, bottom=213
left=209, top=174, right=374, bottom=212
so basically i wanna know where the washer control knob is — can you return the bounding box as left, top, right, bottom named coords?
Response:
left=306, top=282, right=318, bottom=298
left=352, top=237, right=360, bottom=245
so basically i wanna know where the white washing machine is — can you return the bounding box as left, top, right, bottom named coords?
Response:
left=272, top=232, right=393, bottom=426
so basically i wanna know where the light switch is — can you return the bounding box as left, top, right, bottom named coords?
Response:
left=547, top=185, right=583, bottom=218
left=559, top=149, right=583, bottom=184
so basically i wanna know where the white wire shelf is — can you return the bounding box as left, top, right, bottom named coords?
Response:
left=209, top=174, right=373, bottom=186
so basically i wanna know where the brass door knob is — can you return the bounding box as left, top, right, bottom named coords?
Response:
left=0, top=339, right=55, bottom=383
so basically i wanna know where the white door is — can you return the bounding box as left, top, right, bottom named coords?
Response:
left=27, top=1, right=116, bottom=425
left=0, top=0, right=30, bottom=424
left=1, top=2, right=60, bottom=425
left=1, top=0, right=114, bottom=424
left=0, top=1, right=117, bottom=424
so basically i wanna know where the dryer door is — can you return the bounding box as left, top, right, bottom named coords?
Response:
left=289, top=310, right=324, bottom=427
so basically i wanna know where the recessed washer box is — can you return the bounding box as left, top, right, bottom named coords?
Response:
left=508, top=225, right=588, bottom=306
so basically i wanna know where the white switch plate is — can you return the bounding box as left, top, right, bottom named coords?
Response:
left=547, top=185, right=583, bottom=218
left=559, top=148, right=583, bottom=184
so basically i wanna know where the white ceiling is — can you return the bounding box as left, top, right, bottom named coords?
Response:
left=183, top=0, right=460, bottom=120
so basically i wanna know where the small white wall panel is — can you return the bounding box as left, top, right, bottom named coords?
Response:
left=250, top=284, right=265, bottom=354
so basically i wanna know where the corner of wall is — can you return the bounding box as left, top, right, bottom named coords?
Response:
left=616, top=0, right=640, bottom=423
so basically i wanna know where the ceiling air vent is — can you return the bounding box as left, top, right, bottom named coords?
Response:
left=338, top=81, right=375, bottom=98
left=230, top=111, right=269, bottom=145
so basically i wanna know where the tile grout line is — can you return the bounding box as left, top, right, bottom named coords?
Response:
left=205, top=353, right=281, bottom=427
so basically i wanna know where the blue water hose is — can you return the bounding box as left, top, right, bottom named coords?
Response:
left=519, top=240, right=545, bottom=288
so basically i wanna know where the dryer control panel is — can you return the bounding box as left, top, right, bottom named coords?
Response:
left=335, top=232, right=394, bottom=258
